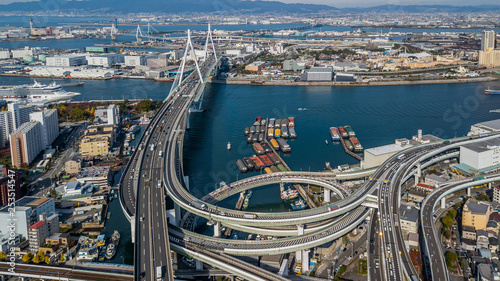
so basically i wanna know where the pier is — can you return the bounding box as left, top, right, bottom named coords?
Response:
left=223, top=191, right=246, bottom=238
left=263, top=130, right=318, bottom=209
left=339, top=137, right=363, bottom=161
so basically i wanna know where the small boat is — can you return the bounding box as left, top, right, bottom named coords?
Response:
left=246, top=191, right=253, bottom=199
left=207, top=220, right=215, bottom=226
left=291, top=199, right=307, bottom=210
left=486, top=88, right=500, bottom=94
left=227, top=142, right=231, bottom=150
left=325, top=140, right=328, bottom=145
left=281, top=188, right=299, bottom=200
left=232, top=232, right=239, bottom=239
left=242, top=197, right=249, bottom=209
left=247, top=234, right=255, bottom=240
left=107, top=212, right=111, bottom=219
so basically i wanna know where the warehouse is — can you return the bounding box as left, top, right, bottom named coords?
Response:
left=300, top=67, right=333, bottom=81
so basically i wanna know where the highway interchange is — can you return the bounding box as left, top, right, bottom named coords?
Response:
left=115, top=32, right=500, bottom=281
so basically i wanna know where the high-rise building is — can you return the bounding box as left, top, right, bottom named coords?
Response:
left=482, top=30, right=496, bottom=52
left=8, top=103, right=33, bottom=131
left=107, top=104, right=120, bottom=126
left=0, top=166, right=24, bottom=207
left=29, top=109, right=59, bottom=148
left=0, top=111, right=12, bottom=148
left=28, top=221, right=49, bottom=253
left=10, top=121, right=43, bottom=168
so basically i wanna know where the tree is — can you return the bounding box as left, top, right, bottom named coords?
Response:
left=0, top=251, right=6, bottom=261
left=477, top=193, right=490, bottom=201
left=442, top=216, right=454, bottom=228
left=69, top=108, right=86, bottom=121
left=448, top=209, right=457, bottom=220
left=59, top=253, right=65, bottom=263
left=22, top=252, right=33, bottom=263
left=442, top=228, right=451, bottom=239
left=445, top=251, right=458, bottom=268
left=137, top=99, right=154, bottom=113
left=32, top=254, right=41, bottom=264
left=45, top=256, right=50, bottom=264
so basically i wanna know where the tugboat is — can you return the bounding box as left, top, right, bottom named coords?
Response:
left=290, top=199, right=308, bottom=210
left=242, top=197, right=249, bottom=209
left=105, top=231, right=120, bottom=259
left=227, top=142, right=231, bottom=150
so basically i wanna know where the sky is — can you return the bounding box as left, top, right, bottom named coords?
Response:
left=0, top=0, right=498, bottom=7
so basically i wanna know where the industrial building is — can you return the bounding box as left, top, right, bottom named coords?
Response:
left=283, top=60, right=306, bottom=72
left=458, top=137, right=500, bottom=173
left=87, top=54, right=124, bottom=67
left=94, top=104, right=120, bottom=125
left=300, top=67, right=333, bottom=81
left=363, top=143, right=406, bottom=169
left=46, top=54, right=87, bottom=67
left=245, top=61, right=265, bottom=72
left=334, top=73, right=358, bottom=82
left=469, top=119, right=500, bottom=135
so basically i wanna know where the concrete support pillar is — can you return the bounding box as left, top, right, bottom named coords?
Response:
left=186, top=111, right=190, bottom=130
left=467, top=187, right=471, bottom=197
left=489, top=182, right=492, bottom=189
left=280, top=182, right=285, bottom=193
left=214, top=221, right=221, bottom=237
left=196, top=260, right=203, bottom=271
left=174, top=204, right=181, bottom=227
left=324, top=189, right=331, bottom=203
left=416, top=163, right=422, bottom=178
left=296, top=225, right=304, bottom=263
left=441, top=197, right=446, bottom=209
left=302, top=250, right=310, bottom=273
left=131, top=216, right=136, bottom=243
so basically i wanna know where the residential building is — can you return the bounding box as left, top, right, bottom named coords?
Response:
left=10, top=121, right=43, bottom=168
left=245, top=61, right=265, bottom=72
left=494, top=186, right=500, bottom=203
left=28, top=221, right=49, bottom=253
left=481, top=30, right=496, bottom=52
left=94, top=105, right=120, bottom=125
left=477, top=229, right=489, bottom=249
left=0, top=111, right=12, bottom=148
left=29, top=109, right=58, bottom=148
left=65, top=156, right=81, bottom=174
left=0, top=233, right=20, bottom=252
left=399, top=204, right=419, bottom=234
left=462, top=199, right=491, bottom=231
left=463, top=225, right=477, bottom=240
left=477, top=263, right=500, bottom=281
left=8, top=103, right=33, bottom=131
left=79, top=124, right=115, bottom=157
left=0, top=166, right=23, bottom=207
left=479, top=50, right=500, bottom=68
left=46, top=54, right=86, bottom=67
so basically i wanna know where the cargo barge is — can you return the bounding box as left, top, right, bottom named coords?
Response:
left=244, top=127, right=250, bottom=136
left=274, top=128, right=281, bottom=138
left=270, top=139, right=280, bottom=150
left=344, top=139, right=354, bottom=151
left=254, top=117, right=262, bottom=126
left=270, top=165, right=280, bottom=173
left=258, top=133, right=264, bottom=142
left=288, top=117, right=295, bottom=127
left=277, top=164, right=287, bottom=172
left=344, top=125, right=356, bottom=137
left=289, top=127, right=297, bottom=139
left=250, top=156, right=265, bottom=170
left=282, top=118, right=289, bottom=127
left=250, top=126, right=256, bottom=134
left=329, top=127, right=340, bottom=141
left=242, top=157, right=254, bottom=170
left=259, top=155, right=273, bottom=167
left=269, top=118, right=275, bottom=128
left=252, top=143, right=265, bottom=155
left=247, top=134, right=253, bottom=143
left=338, top=126, right=348, bottom=138
left=261, top=143, right=272, bottom=154
left=267, top=153, right=281, bottom=165
left=350, top=137, right=363, bottom=152
left=236, top=159, right=248, bottom=173
left=267, top=128, right=274, bottom=139
left=275, top=119, right=282, bottom=128
left=281, top=126, right=289, bottom=139
left=277, top=138, right=291, bottom=153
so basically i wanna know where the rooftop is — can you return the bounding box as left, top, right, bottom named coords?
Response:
left=11, top=121, right=39, bottom=135
left=28, top=221, right=45, bottom=230
left=473, top=119, right=500, bottom=131
left=77, top=166, right=110, bottom=179
left=365, top=143, right=405, bottom=156
left=426, top=174, right=446, bottom=183
left=308, top=67, right=333, bottom=73
left=465, top=199, right=489, bottom=215
left=0, top=196, right=49, bottom=213
left=400, top=204, right=419, bottom=223
left=462, top=137, right=500, bottom=153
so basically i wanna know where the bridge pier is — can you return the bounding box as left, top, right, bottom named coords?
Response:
left=131, top=216, right=136, bottom=243
left=302, top=249, right=310, bottom=273
left=280, top=182, right=285, bottom=193
left=324, top=188, right=331, bottom=203
left=296, top=225, right=305, bottom=264
left=441, top=197, right=446, bottom=209
left=467, top=187, right=471, bottom=197
left=415, top=163, right=422, bottom=183
left=489, top=182, right=492, bottom=189
left=196, top=260, right=204, bottom=271
left=214, top=221, right=221, bottom=237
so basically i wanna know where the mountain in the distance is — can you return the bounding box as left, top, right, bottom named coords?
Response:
left=344, top=4, right=500, bottom=12
left=0, top=0, right=339, bottom=13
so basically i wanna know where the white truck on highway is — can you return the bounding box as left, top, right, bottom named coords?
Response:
left=156, top=265, right=162, bottom=280
left=150, top=144, right=155, bottom=151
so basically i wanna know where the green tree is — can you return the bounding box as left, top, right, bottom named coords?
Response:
left=137, top=99, right=154, bottom=112
left=448, top=209, right=457, bottom=219
left=69, top=108, right=86, bottom=121
left=477, top=193, right=490, bottom=201
left=442, top=216, right=454, bottom=228
left=445, top=251, right=458, bottom=268
left=442, top=228, right=451, bottom=239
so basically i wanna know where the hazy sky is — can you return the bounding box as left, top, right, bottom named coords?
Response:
left=0, top=0, right=498, bottom=7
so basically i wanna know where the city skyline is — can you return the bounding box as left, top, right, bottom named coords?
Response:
left=0, top=0, right=499, bottom=8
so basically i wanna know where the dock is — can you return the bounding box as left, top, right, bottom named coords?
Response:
left=263, top=132, right=318, bottom=209
left=339, top=137, right=363, bottom=161
left=224, top=191, right=246, bottom=238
